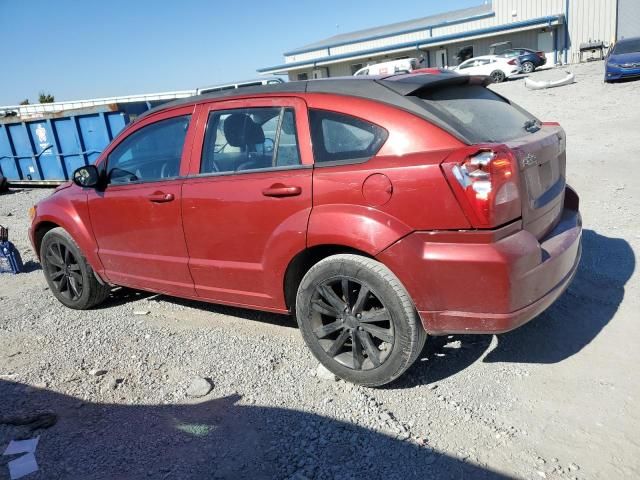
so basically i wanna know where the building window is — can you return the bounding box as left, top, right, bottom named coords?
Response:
left=350, top=63, right=363, bottom=75
left=456, top=45, right=474, bottom=64
left=297, top=73, right=308, bottom=81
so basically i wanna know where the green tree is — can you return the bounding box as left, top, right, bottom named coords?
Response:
left=38, top=92, right=55, bottom=103
left=19, top=99, right=30, bottom=105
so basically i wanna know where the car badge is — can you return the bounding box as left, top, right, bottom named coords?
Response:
left=522, top=153, right=538, bottom=168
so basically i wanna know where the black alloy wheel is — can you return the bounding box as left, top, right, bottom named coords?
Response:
left=296, top=254, right=426, bottom=386
left=40, top=227, right=110, bottom=310
left=44, top=240, right=84, bottom=301
left=311, top=277, right=394, bottom=371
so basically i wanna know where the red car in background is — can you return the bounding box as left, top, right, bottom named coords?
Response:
left=29, top=72, right=582, bottom=386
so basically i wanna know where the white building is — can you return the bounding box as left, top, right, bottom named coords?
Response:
left=258, top=0, right=639, bottom=80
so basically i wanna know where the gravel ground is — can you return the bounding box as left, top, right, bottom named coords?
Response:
left=1, top=61, right=639, bottom=480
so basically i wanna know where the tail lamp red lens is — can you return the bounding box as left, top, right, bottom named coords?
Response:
left=444, top=150, right=521, bottom=228
left=508, top=59, right=517, bottom=65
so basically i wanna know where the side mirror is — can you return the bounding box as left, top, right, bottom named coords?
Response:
left=72, top=165, right=100, bottom=188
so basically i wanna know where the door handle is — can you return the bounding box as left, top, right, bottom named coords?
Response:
left=148, top=192, right=175, bottom=203
left=262, top=184, right=302, bottom=198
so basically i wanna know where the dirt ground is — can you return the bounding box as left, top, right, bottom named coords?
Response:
left=1, top=60, right=639, bottom=480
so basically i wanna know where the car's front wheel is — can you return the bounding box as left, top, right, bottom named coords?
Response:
left=521, top=61, right=535, bottom=74
left=41, top=227, right=110, bottom=310
left=490, top=70, right=506, bottom=83
left=295, top=254, right=426, bottom=387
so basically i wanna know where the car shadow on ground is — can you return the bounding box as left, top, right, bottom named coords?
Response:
left=88, top=228, right=633, bottom=389
left=397, top=229, right=635, bottom=387
left=0, top=380, right=513, bottom=480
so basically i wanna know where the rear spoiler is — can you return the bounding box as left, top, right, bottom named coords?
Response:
left=375, top=73, right=493, bottom=96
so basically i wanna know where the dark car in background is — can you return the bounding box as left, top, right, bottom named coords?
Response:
left=501, top=48, right=547, bottom=73
left=605, top=37, right=640, bottom=82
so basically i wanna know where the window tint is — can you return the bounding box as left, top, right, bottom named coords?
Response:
left=108, top=115, right=190, bottom=184
left=418, top=85, right=537, bottom=142
left=309, top=110, right=388, bottom=164
left=200, top=107, right=301, bottom=174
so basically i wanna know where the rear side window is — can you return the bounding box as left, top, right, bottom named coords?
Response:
left=309, top=110, right=388, bottom=164
left=108, top=115, right=190, bottom=184
left=418, top=85, right=538, bottom=142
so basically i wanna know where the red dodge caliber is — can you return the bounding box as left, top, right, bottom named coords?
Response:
left=29, top=73, right=582, bottom=386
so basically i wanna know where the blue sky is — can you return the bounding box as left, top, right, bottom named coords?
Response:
left=0, top=0, right=484, bottom=105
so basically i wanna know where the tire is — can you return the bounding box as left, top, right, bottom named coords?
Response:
left=295, top=254, right=426, bottom=387
left=490, top=70, right=506, bottom=83
left=40, top=227, right=110, bottom=309
left=522, top=61, right=535, bottom=74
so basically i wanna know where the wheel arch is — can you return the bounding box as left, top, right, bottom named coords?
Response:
left=33, top=213, right=106, bottom=281
left=283, top=244, right=374, bottom=312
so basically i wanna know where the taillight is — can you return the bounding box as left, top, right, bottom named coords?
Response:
left=508, top=59, right=517, bottom=65
left=442, top=149, right=521, bottom=228
left=536, top=51, right=546, bottom=59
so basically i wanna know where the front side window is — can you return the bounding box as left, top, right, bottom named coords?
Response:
left=108, top=115, right=190, bottom=184
left=309, top=109, right=388, bottom=164
left=200, top=107, right=301, bottom=174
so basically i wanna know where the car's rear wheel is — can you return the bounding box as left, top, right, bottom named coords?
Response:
left=490, top=70, right=506, bottom=83
left=295, top=254, right=426, bottom=387
left=522, top=61, right=535, bottom=74
left=41, top=227, right=110, bottom=310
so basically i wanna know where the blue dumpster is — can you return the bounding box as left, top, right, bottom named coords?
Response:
left=0, top=101, right=170, bottom=185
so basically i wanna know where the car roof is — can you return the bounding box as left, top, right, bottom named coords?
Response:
left=136, top=72, right=492, bottom=145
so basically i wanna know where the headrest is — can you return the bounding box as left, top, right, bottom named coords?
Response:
left=223, top=114, right=265, bottom=147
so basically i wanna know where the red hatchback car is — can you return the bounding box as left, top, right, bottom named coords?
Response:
left=29, top=73, right=582, bottom=386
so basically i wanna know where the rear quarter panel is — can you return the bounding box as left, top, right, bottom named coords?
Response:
left=304, top=93, right=471, bottom=255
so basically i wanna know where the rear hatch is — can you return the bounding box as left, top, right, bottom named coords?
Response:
left=413, top=82, right=566, bottom=238
left=503, top=124, right=566, bottom=238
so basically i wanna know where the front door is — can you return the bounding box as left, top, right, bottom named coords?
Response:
left=181, top=97, right=313, bottom=311
left=87, top=106, right=196, bottom=297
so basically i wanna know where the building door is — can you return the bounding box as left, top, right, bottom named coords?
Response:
left=538, top=31, right=555, bottom=63
left=436, top=49, right=448, bottom=68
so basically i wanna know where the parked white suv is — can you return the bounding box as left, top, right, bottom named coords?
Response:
left=452, top=55, right=521, bottom=83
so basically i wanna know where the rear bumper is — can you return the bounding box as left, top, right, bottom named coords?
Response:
left=377, top=186, right=582, bottom=335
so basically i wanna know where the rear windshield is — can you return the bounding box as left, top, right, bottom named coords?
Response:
left=613, top=39, right=640, bottom=55
left=417, top=85, right=539, bottom=143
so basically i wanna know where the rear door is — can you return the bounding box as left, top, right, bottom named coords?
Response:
left=181, top=97, right=313, bottom=310
left=87, top=106, right=196, bottom=296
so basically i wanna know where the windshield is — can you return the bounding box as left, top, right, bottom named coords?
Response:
left=613, top=39, right=640, bottom=55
